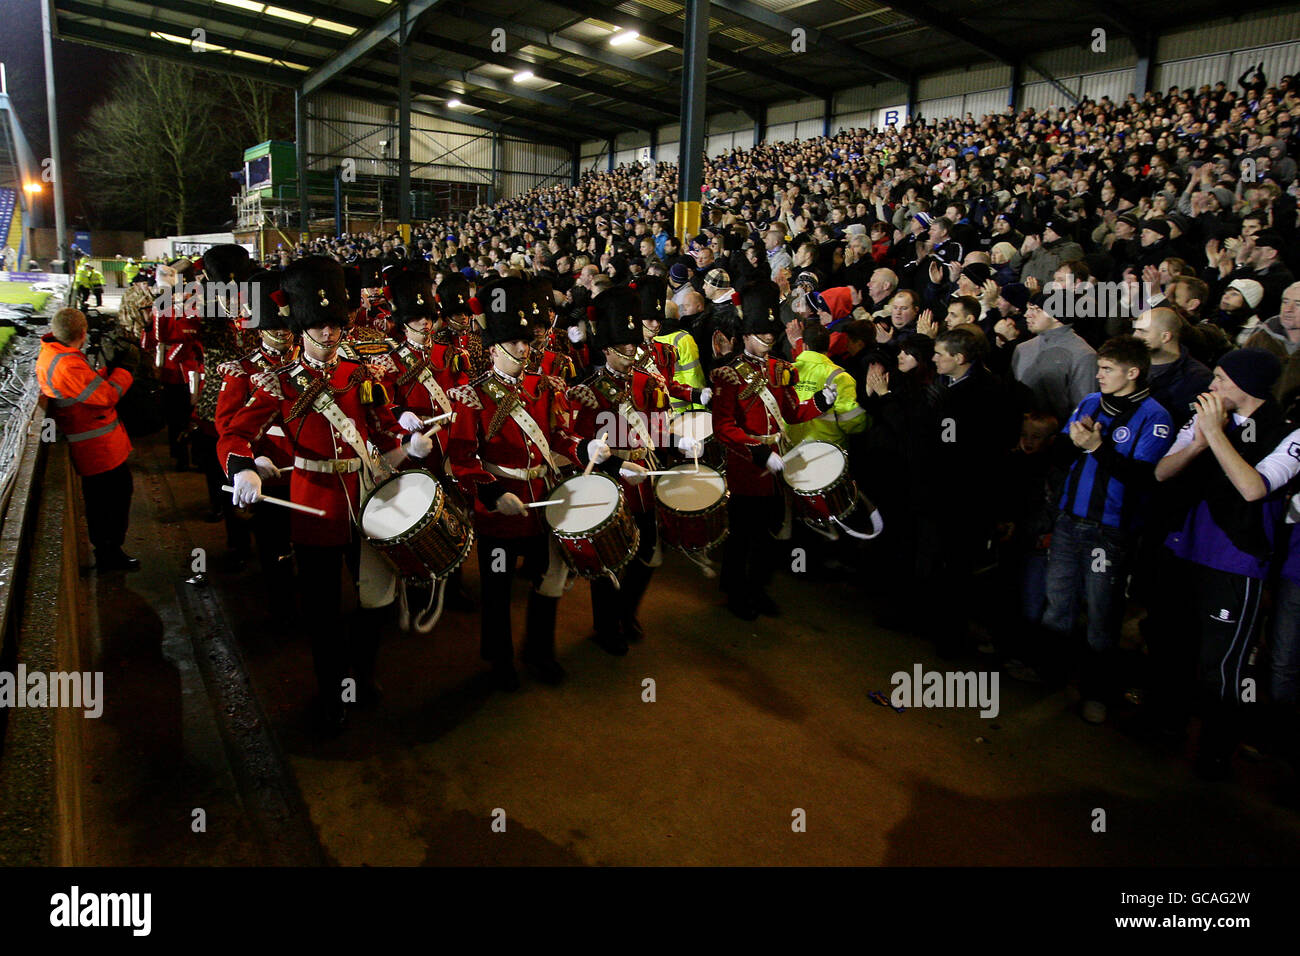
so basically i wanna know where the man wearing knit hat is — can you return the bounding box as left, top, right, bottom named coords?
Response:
left=1153, top=347, right=1292, bottom=779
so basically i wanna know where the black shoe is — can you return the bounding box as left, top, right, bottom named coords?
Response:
left=592, top=631, right=629, bottom=656
left=491, top=662, right=521, bottom=692
left=623, top=619, right=644, bottom=643
left=95, top=550, right=141, bottom=572
left=524, top=656, right=567, bottom=686
left=754, top=592, right=780, bottom=617
left=726, top=596, right=758, bottom=621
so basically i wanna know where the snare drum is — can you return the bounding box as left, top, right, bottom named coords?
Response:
left=781, top=441, right=858, bottom=526
left=654, top=464, right=729, bottom=553
left=543, top=472, right=640, bottom=578
left=359, top=469, right=474, bottom=579
left=670, top=410, right=726, bottom=472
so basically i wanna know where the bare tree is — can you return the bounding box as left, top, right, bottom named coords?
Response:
left=76, top=59, right=223, bottom=234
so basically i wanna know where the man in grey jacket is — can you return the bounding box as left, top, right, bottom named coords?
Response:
left=1011, top=289, right=1099, bottom=423
left=1020, top=220, right=1086, bottom=291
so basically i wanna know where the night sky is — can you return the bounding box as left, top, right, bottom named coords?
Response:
left=2, top=0, right=129, bottom=229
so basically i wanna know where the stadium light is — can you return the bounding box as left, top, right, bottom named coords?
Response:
left=447, top=98, right=462, bottom=108
left=23, top=182, right=42, bottom=194
left=512, top=71, right=534, bottom=83
left=610, top=31, right=638, bottom=47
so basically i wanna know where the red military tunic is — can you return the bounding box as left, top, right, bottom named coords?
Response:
left=710, top=352, right=822, bottom=496
left=214, top=342, right=298, bottom=487
left=528, top=344, right=578, bottom=383
left=446, top=368, right=580, bottom=538
left=365, top=332, right=469, bottom=463
left=218, top=354, right=410, bottom=546
left=567, top=365, right=671, bottom=514
left=640, top=340, right=695, bottom=406
left=145, top=298, right=203, bottom=388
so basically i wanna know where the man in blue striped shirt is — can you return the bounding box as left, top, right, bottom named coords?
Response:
left=1041, top=335, right=1176, bottom=724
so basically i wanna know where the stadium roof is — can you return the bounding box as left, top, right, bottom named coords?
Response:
left=52, top=0, right=1296, bottom=146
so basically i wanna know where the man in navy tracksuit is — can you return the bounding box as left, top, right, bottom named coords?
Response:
left=1042, top=335, right=1176, bottom=724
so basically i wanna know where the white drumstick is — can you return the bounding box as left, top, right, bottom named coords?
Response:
left=526, top=499, right=566, bottom=508
left=221, top=485, right=327, bottom=517
left=421, top=411, right=454, bottom=438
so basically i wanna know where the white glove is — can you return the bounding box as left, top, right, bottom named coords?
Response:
left=619, top=461, right=648, bottom=485
left=821, top=380, right=838, bottom=405
left=568, top=323, right=586, bottom=343
left=678, top=435, right=703, bottom=459
left=587, top=437, right=611, bottom=465
left=698, top=387, right=713, bottom=407
left=408, top=430, right=434, bottom=459
left=398, top=410, right=424, bottom=432
left=765, top=452, right=785, bottom=474
left=232, top=469, right=262, bottom=506
left=496, top=492, right=527, bottom=516
left=253, top=456, right=280, bottom=480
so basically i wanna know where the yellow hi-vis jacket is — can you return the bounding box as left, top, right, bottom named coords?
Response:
left=655, top=328, right=705, bottom=412
left=788, top=349, right=866, bottom=448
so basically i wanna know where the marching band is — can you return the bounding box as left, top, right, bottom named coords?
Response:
left=143, top=248, right=880, bottom=733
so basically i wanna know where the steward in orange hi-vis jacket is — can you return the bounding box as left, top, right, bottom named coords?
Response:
left=37, top=308, right=140, bottom=572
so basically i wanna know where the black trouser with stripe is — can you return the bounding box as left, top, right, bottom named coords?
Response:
left=1193, top=565, right=1265, bottom=762
left=591, top=509, right=657, bottom=638
left=476, top=533, right=559, bottom=666
left=81, top=461, right=133, bottom=557
left=294, top=537, right=383, bottom=704
left=162, top=382, right=191, bottom=468
left=720, top=492, right=784, bottom=604
left=1151, top=557, right=1266, bottom=758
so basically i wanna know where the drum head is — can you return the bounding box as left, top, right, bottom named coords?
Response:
left=655, top=464, right=726, bottom=512
left=670, top=410, right=713, bottom=442
left=782, top=441, right=846, bottom=492
left=361, top=471, right=440, bottom=540
left=545, top=474, right=620, bottom=533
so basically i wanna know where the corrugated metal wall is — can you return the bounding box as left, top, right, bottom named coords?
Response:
left=917, top=63, right=1013, bottom=99
left=658, top=141, right=680, bottom=164
left=1158, top=9, right=1300, bottom=60
left=767, top=98, right=823, bottom=124
left=835, top=81, right=909, bottom=113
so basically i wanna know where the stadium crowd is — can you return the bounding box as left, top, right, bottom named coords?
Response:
left=105, top=68, right=1300, bottom=786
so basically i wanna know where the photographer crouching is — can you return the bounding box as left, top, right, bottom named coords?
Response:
left=36, top=308, right=141, bottom=572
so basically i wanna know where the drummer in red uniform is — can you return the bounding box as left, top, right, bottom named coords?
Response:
left=437, top=272, right=489, bottom=379
left=144, top=257, right=202, bottom=471
left=445, top=276, right=582, bottom=691
left=366, top=265, right=475, bottom=620
left=223, top=256, right=434, bottom=733
left=213, top=268, right=297, bottom=600
left=710, top=279, right=838, bottom=621
left=635, top=275, right=711, bottom=411
left=567, top=285, right=703, bottom=654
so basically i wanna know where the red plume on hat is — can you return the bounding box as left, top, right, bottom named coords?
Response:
left=586, top=305, right=597, bottom=321
left=731, top=290, right=742, bottom=306
left=468, top=296, right=484, bottom=315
